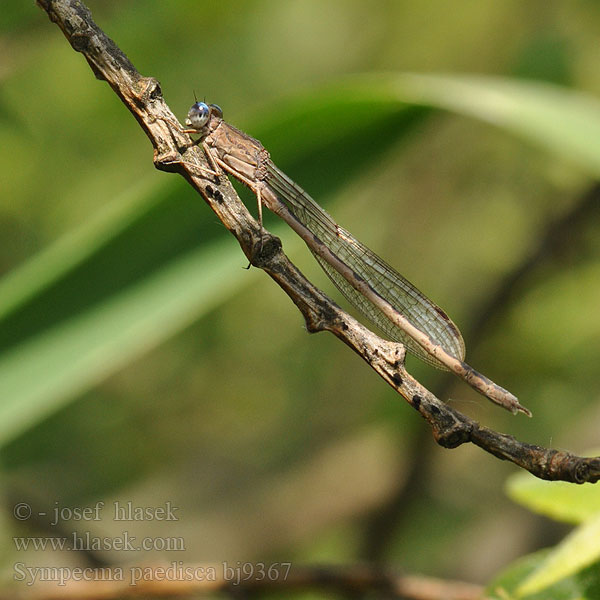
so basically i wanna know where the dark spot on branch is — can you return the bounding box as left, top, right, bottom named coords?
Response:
left=204, top=185, right=225, bottom=204
left=148, top=79, right=162, bottom=100
left=392, top=373, right=403, bottom=386
left=412, top=395, right=421, bottom=409
left=70, top=32, right=90, bottom=52
left=575, top=461, right=589, bottom=484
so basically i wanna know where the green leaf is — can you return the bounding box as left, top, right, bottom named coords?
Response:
left=503, top=467, right=600, bottom=597
left=0, top=88, right=428, bottom=445
left=337, top=72, right=600, bottom=177
left=517, top=514, right=600, bottom=597
left=506, top=470, right=600, bottom=524
left=5, top=72, right=600, bottom=445
left=249, top=85, right=428, bottom=197
left=0, top=235, right=254, bottom=446
left=0, top=177, right=165, bottom=323
left=486, top=548, right=598, bottom=600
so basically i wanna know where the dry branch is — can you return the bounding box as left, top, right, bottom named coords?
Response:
left=36, top=0, right=600, bottom=484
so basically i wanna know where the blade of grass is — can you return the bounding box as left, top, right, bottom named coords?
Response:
left=350, top=72, right=600, bottom=177
left=0, top=91, right=428, bottom=444
left=0, top=177, right=165, bottom=322
left=5, top=73, right=598, bottom=444
left=0, top=236, right=253, bottom=446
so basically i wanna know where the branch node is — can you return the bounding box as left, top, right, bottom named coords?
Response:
left=135, top=76, right=162, bottom=105
left=574, top=461, right=592, bottom=484
left=432, top=416, right=471, bottom=448
left=154, top=150, right=183, bottom=173
left=248, top=235, right=283, bottom=269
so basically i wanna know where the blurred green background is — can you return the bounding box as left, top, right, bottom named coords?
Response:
left=2, top=0, right=600, bottom=592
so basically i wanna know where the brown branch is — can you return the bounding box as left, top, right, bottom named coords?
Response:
left=360, top=184, right=600, bottom=561
left=35, top=0, right=600, bottom=483
left=5, top=563, right=487, bottom=600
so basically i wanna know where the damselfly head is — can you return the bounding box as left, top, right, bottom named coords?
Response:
left=186, top=102, right=210, bottom=130
left=185, top=102, right=224, bottom=132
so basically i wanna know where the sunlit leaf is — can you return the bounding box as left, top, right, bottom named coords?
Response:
left=335, top=72, right=600, bottom=177
left=486, top=548, right=597, bottom=600
left=517, top=514, right=600, bottom=597
left=0, top=177, right=165, bottom=322
left=506, top=470, right=600, bottom=524
left=0, top=235, right=255, bottom=446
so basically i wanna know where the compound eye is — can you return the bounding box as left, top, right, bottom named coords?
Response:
left=209, top=104, right=223, bottom=119
left=186, top=102, right=210, bottom=130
